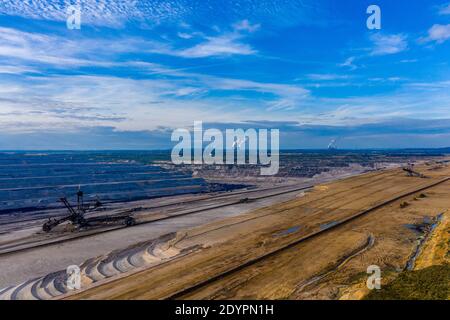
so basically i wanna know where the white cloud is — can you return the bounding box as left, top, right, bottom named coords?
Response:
left=370, top=33, right=408, bottom=56
left=0, top=65, right=38, bottom=74
left=177, top=32, right=193, bottom=39
left=296, top=84, right=450, bottom=126
left=0, top=20, right=447, bottom=139
left=368, top=77, right=404, bottom=83
left=422, top=24, right=450, bottom=44
left=202, top=77, right=308, bottom=97
left=0, top=24, right=306, bottom=118
left=0, top=75, right=232, bottom=132
left=0, top=0, right=188, bottom=27
left=339, top=56, right=357, bottom=70
left=169, top=87, right=206, bottom=97
left=0, top=20, right=258, bottom=71
left=165, top=75, right=310, bottom=110
left=0, top=0, right=322, bottom=31
left=175, top=33, right=256, bottom=58
left=232, top=20, right=261, bottom=33
left=0, top=62, right=310, bottom=131
left=2, top=70, right=450, bottom=135
left=400, top=59, right=418, bottom=63
left=166, top=20, right=260, bottom=58
left=406, top=81, right=450, bottom=89
left=0, top=26, right=154, bottom=67
left=0, top=83, right=24, bottom=94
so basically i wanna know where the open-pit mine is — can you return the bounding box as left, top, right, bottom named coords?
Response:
left=0, top=153, right=448, bottom=300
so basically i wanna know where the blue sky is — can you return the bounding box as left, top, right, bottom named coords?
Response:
left=0, top=0, right=449, bottom=149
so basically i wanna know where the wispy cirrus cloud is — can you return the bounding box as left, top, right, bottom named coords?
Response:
left=0, top=68, right=310, bottom=132
left=177, top=32, right=194, bottom=39
left=233, top=19, right=261, bottom=32
left=0, top=65, right=39, bottom=74
left=0, top=21, right=259, bottom=72
left=338, top=56, right=358, bottom=70
left=370, top=33, right=408, bottom=56
left=157, top=19, right=260, bottom=58
left=174, top=33, right=256, bottom=58
left=0, top=26, right=151, bottom=67
left=200, top=77, right=307, bottom=98
left=306, top=73, right=351, bottom=81
left=0, top=22, right=309, bottom=125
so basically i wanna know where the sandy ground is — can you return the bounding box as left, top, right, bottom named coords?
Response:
left=62, top=161, right=450, bottom=300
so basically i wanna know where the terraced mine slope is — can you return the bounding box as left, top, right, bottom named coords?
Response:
left=60, top=161, right=449, bottom=300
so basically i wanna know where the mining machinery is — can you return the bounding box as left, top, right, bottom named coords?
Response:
left=402, top=163, right=426, bottom=178
left=42, top=189, right=136, bottom=232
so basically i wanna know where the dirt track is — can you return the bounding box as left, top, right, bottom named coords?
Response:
left=63, top=162, right=450, bottom=300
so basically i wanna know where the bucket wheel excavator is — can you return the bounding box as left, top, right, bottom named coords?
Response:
left=402, top=163, right=426, bottom=178
left=42, top=189, right=136, bottom=232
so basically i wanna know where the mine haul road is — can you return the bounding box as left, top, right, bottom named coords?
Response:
left=63, top=163, right=450, bottom=300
